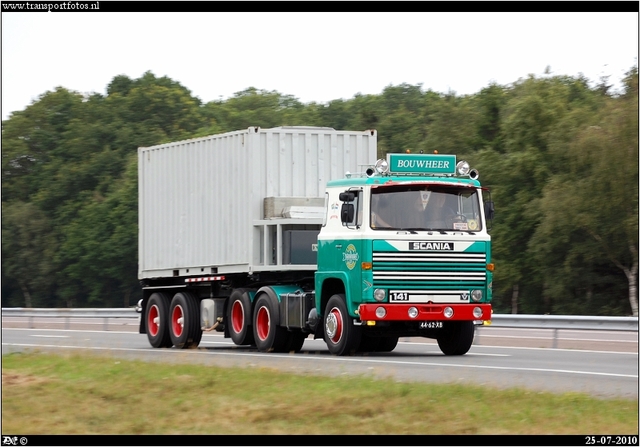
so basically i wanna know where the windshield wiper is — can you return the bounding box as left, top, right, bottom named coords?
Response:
left=398, top=227, right=445, bottom=234
left=377, top=227, right=419, bottom=234
left=426, top=229, right=448, bottom=235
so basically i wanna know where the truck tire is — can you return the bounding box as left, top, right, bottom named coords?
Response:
left=324, top=294, right=361, bottom=356
left=437, top=321, right=475, bottom=355
left=169, top=292, right=203, bottom=349
left=228, top=288, right=255, bottom=346
left=358, top=334, right=380, bottom=352
left=284, top=331, right=307, bottom=353
left=253, top=293, right=288, bottom=353
left=146, top=292, right=172, bottom=348
left=377, top=336, right=399, bottom=352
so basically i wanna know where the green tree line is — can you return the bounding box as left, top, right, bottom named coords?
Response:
left=2, top=69, right=638, bottom=316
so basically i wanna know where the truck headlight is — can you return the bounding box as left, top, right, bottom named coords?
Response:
left=456, top=160, right=470, bottom=176
left=373, top=288, right=386, bottom=302
left=375, top=159, right=389, bottom=174
left=470, top=290, right=483, bottom=302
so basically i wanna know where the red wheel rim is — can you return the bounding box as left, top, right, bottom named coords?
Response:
left=231, top=300, right=244, bottom=334
left=255, top=305, right=270, bottom=341
left=148, top=304, right=159, bottom=337
left=327, top=307, right=343, bottom=344
left=172, top=304, right=184, bottom=337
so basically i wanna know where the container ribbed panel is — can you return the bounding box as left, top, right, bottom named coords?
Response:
left=138, top=127, right=376, bottom=278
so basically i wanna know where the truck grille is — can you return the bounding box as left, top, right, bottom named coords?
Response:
left=372, top=251, right=486, bottom=288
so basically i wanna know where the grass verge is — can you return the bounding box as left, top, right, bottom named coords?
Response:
left=1, top=351, right=638, bottom=435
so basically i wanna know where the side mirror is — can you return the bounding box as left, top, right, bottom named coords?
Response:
left=339, top=191, right=355, bottom=202
left=484, top=201, right=495, bottom=221
left=341, top=204, right=355, bottom=224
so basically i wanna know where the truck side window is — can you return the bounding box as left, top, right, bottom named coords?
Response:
left=354, top=192, right=363, bottom=227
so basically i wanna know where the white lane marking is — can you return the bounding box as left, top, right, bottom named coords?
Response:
left=30, top=335, right=69, bottom=338
left=3, top=327, right=638, bottom=355
left=196, top=340, right=509, bottom=356
left=2, top=342, right=637, bottom=379
left=400, top=339, right=639, bottom=355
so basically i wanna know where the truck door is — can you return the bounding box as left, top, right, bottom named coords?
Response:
left=316, top=189, right=365, bottom=317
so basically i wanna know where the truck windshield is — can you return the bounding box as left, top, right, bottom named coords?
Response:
left=370, top=185, right=482, bottom=232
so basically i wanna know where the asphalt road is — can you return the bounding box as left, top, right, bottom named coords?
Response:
left=2, top=317, right=637, bottom=400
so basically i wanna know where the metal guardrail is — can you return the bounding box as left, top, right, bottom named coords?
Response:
left=1, top=307, right=138, bottom=331
left=2, top=308, right=638, bottom=337
left=483, top=314, right=638, bottom=348
left=487, top=314, right=639, bottom=331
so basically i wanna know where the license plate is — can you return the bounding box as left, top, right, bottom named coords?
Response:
left=420, top=321, right=443, bottom=329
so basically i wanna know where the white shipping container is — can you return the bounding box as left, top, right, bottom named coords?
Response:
left=138, top=126, right=377, bottom=279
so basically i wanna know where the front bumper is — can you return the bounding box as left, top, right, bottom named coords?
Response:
left=358, top=303, right=492, bottom=321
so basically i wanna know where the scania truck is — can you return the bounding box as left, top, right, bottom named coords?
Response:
left=137, top=126, right=494, bottom=356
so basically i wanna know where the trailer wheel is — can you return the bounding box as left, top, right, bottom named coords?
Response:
left=284, top=331, right=308, bottom=353
left=169, top=292, right=203, bottom=349
left=228, top=289, right=255, bottom=346
left=324, top=294, right=361, bottom=356
left=253, top=293, right=288, bottom=352
left=437, top=321, right=475, bottom=355
left=377, top=336, right=399, bottom=352
left=146, top=292, right=172, bottom=348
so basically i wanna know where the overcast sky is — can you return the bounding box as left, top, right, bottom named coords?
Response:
left=2, top=11, right=638, bottom=121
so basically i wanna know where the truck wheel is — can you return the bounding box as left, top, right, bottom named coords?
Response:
left=253, top=293, right=288, bottom=352
left=284, top=331, right=307, bottom=353
left=146, top=292, right=172, bottom=348
left=437, top=321, right=475, bottom=355
left=324, top=294, right=361, bottom=356
left=377, top=336, right=399, bottom=352
left=358, top=334, right=380, bottom=352
left=228, top=289, right=254, bottom=346
left=169, top=292, right=203, bottom=349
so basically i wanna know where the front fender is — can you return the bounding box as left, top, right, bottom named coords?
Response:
left=315, top=271, right=361, bottom=317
